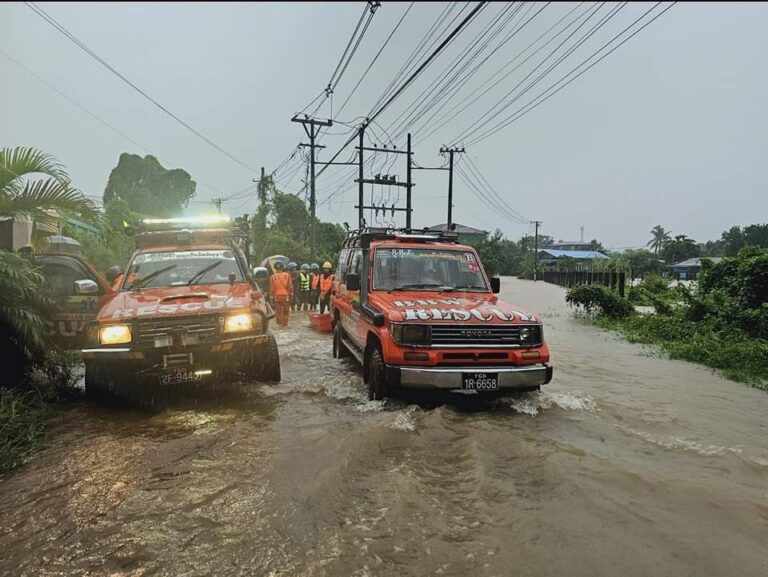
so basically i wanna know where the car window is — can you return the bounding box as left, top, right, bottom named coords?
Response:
left=337, top=248, right=350, bottom=277
left=36, top=256, right=98, bottom=296
left=372, top=248, right=488, bottom=292
left=123, top=249, right=244, bottom=290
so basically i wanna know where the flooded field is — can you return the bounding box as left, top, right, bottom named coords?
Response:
left=1, top=278, right=766, bottom=577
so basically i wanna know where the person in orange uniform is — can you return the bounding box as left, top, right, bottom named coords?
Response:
left=269, top=261, right=293, bottom=327
left=318, top=261, right=334, bottom=315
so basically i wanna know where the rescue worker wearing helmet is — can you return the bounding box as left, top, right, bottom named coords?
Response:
left=269, top=261, right=293, bottom=327
left=287, top=262, right=300, bottom=312
left=298, top=264, right=312, bottom=311
left=319, top=261, right=334, bottom=315
left=309, top=263, right=321, bottom=311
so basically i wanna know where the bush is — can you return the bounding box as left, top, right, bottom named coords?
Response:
left=565, top=285, right=635, bottom=319
left=0, top=389, right=48, bottom=475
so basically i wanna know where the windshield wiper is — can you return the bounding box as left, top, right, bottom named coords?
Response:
left=389, top=283, right=445, bottom=292
left=187, top=260, right=223, bottom=286
left=130, top=265, right=177, bottom=290
left=440, top=285, right=487, bottom=292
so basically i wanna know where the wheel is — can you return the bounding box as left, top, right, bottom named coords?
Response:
left=251, top=333, right=281, bottom=383
left=333, top=321, right=351, bottom=359
left=367, top=347, right=388, bottom=401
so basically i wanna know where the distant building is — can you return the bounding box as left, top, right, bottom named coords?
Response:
left=0, top=217, right=33, bottom=251
left=427, top=222, right=489, bottom=244
left=671, top=257, right=723, bottom=281
left=538, top=249, right=610, bottom=268
left=547, top=240, right=597, bottom=252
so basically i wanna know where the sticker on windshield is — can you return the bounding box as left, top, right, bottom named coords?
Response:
left=377, top=248, right=414, bottom=258
left=135, top=250, right=235, bottom=263
left=462, top=252, right=480, bottom=272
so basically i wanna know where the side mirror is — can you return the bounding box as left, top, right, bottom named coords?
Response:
left=345, top=272, right=361, bottom=292
left=74, top=279, right=99, bottom=295
left=252, top=266, right=269, bottom=283
left=490, top=277, right=501, bottom=294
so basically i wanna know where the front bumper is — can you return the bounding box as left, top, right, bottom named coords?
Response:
left=388, top=364, right=552, bottom=391
left=82, top=334, right=269, bottom=375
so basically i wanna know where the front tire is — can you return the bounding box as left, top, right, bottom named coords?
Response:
left=251, top=333, right=281, bottom=383
left=367, top=347, right=388, bottom=401
left=333, top=322, right=351, bottom=359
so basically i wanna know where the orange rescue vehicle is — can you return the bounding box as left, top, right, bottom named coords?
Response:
left=331, top=228, right=552, bottom=400
left=82, top=217, right=280, bottom=401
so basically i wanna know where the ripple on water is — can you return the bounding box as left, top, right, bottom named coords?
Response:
left=504, top=389, right=598, bottom=416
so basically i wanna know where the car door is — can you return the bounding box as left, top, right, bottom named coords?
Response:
left=35, top=255, right=108, bottom=350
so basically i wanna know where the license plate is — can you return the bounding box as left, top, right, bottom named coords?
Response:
left=462, top=372, right=499, bottom=391
left=159, top=370, right=203, bottom=385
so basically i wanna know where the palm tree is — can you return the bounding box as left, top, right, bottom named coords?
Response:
left=0, top=146, right=99, bottom=382
left=0, top=146, right=98, bottom=231
left=647, top=225, right=671, bottom=255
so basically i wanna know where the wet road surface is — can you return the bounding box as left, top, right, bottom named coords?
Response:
left=1, top=278, right=767, bottom=577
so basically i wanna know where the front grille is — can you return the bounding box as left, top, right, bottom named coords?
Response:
left=135, top=314, right=219, bottom=348
left=430, top=324, right=541, bottom=347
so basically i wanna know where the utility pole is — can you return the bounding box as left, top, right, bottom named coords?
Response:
left=358, top=126, right=365, bottom=228
left=406, top=133, right=413, bottom=229
left=532, top=220, right=542, bottom=282
left=212, top=197, right=225, bottom=214
left=291, top=114, right=332, bottom=261
left=439, top=146, right=464, bottom=229
left=355, top=129, right=413, bottom=229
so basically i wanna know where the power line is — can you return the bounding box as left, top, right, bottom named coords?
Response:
left=464, top=2, right=676, bottom=146
left=336, top=1, right=415, bottom=118
left=451, top=1, right=612, bottom=144
left=417, top=1, right=588, bottom=143
left=315, top=1, right=488, bottom=181
left=24, top=2, right=259, bottom=174
left=0, top=47, right=232, bottom=199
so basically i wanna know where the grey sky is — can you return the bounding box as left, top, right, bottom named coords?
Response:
left=2, top=2, right=766, bottom=249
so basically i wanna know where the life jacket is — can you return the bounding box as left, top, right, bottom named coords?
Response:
left=311, top=273, right=320, bottom=290
left=299, top=272, right=311, bottom=291
left=320, top=274, right=334, bottom=294
left=270, top=271, right=292, bottom=297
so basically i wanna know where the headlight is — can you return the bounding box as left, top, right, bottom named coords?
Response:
left=224, top=313, right=253, bottom=333
left=99, top=324, right=132, bottom=345
left=390, top=323, right=430, bottom=346
left=519, top=325, right=542, bottom=343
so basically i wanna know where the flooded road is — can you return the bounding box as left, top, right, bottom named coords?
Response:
left=1, top=278, right=767, bottom=577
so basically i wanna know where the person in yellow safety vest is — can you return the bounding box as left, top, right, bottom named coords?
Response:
left=319, top=261, right=334, bottom=315
left=298, top=264, right=312, bottom=311
left=309, top=263, right=321, bottom=311
left=269, top=261, right=293, bottom=327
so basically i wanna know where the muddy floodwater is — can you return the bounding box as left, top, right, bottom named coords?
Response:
left=1, top=278, right=767, bottom=577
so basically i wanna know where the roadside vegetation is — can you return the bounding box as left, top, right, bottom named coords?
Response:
left=566, top=248, right=768, bottom=390
left=0, top=146, right=96, bottom=475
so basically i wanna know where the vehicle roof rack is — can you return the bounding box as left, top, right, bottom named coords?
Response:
left=343, top=227, right=459, bottom=248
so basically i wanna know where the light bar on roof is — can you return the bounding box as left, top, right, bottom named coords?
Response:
left=141, top=216, right=231, bottom=226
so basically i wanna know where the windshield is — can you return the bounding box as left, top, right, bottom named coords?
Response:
left=373, top=247, right=488, bottom=292
left=123, top=249, right=243, bottom=290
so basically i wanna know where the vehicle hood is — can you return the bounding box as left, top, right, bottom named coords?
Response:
left=98, top=284, right=256, bottom=321
left=369, top=292, right=540, bottom=324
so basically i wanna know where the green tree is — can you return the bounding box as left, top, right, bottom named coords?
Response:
left=720, top=225, right=744, bottom=257
left=660, top=234, right=700, bottom=264
left=647, top=225, right=671, bottom=255
left=103, top=153, right=196, bottom=216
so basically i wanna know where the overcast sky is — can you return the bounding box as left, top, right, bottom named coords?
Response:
left=2, top=2, right=766, bottom=249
